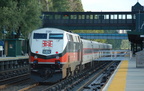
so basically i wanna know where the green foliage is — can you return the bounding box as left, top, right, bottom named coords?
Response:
left=40, top=0, right=84, bottom=12
left=104, top=30, right=122, bottom=49
left=73, top=30, right=107, bottom=43
left=120, top=40, right=130, bottom=49
left=39, top=0, right=53, bottom=11
left=0, top=1, right=18, bottom=29
left=52, top=0, right=70, bottom=12
left=69, top=0, right=84, bottom=12
left=0, top=0, right=84, bottom=39
left=0, top=0, right=42, bottom=39
left=20, top=0, right=42, bottom=38
left=106, top=39, right=122, bottom=49
left=73, top=30, right=104, bottom=33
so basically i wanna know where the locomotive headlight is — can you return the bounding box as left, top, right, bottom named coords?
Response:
left=56, top=56, right=59, bottom=59
left=34, top=55, right=38, bottom=59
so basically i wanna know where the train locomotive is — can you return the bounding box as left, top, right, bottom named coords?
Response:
left=29, top=28, right=112, bottom=82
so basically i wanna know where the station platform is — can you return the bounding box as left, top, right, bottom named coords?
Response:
left=103, top=56, right=144, bottom=91
left=0, top=56, right=28, bottom=61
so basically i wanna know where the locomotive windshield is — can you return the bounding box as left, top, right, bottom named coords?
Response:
left=49, top=33, right=63, bottom=39
left=33, top=33, right=47, bottom=39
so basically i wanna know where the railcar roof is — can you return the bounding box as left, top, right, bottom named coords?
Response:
left=32, top=28, right=79, bottom=36
left=33, top=28, right=64, bottom=32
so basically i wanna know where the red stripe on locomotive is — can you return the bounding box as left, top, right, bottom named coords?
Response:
left=30, top=52, right=79, bottom=63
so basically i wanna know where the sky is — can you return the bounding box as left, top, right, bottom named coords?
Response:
left=81, top=0, right=144, bottom=11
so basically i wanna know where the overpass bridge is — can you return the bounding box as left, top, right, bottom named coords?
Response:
left=41, top=2, right=144, bottom=54
left=42, top=11, right=136, bottom=30
left=77, top=33, right=128, bottom=39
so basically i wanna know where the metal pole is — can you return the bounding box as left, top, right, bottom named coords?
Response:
left=139, top=10, right=140, bottom=31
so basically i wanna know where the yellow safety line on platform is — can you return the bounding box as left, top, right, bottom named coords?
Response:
left=107, top=60, right=128, bottom=91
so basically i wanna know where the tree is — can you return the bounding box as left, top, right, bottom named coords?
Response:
left=0, top=0, right=42, bottom=39
left=73, top=30, right=107, bottom=43
left=69, top=0, right=84, bottom=12
left=52, top=0, right=70, bottom=12
left=121, top=40, right=130, bottom=49
left=19, top=0, right=42, bottom=38
left=39, top=0, right=53, bottom=11
left=39, top=0, right=84, bottom=12
left=104, top=30, right=122, bottom=49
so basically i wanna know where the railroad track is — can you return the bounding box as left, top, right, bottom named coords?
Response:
left=77, top=61, right=119, bottom=91
left=24, top=61, right=119, bottom=91
left=0, top=77, right=37, bottom=91
left=0, top=61, right=119, bottom=91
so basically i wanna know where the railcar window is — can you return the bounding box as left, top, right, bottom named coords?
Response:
left=78, top=37, right=80, bottom=41
left=84, top=49, right=92, bottom=54
left=33, top=33, right=47, bottom=39
left=76, top=36, right=79, bottom=42
left=73, top=36, right=77, bottom=42
left=67, top=34, right=70, bottom=41
left=69, top=35, right=73, bottom=41
left=49, top=34, right=63, bottom=39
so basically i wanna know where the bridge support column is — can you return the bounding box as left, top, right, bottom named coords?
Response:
left=136, top=43, right=138, bottom=52
left=132, top=43, right=144, bottom=54
left=131, top=43, right=137, bottom=55
left=140, top=43, right=143, bottom=50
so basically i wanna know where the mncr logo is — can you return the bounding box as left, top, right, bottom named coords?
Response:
left=42, top=40, right=53, bottom=47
